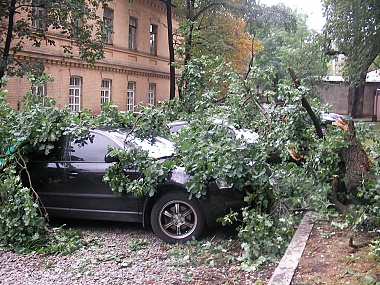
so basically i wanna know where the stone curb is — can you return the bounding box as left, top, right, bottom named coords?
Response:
left=268, top=212, right=314, bottom=285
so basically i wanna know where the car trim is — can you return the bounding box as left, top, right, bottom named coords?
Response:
left=69, top=208, right=142, bottom=215
left=69, top=208, right=143, bottom=223
left=66, top=193, right=130, bottom=199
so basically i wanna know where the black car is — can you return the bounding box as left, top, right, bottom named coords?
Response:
left=25, top=128, right=246, bottom=243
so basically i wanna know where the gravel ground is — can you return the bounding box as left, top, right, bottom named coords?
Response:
left=0, top=220, right=275, bottom=285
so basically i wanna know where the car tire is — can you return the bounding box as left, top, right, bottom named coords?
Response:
left=150, top=192, right=205, bottom=243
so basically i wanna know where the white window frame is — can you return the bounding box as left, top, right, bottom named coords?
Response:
left=129, top=17, right=137, bottom=50
left=127, top=82, right=135, bottom=111
left=69, top=76, right=82, bottom=112
left=31, top=84, right=45, bottom=97
left=148, top=83, right=156, bottom=106
left=101, top=79, right=111, bottom=106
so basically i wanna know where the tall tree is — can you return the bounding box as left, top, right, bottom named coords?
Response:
left=165, top=0, right=176, bottom=100
left=0, top=0, right=109, bottom=81
left=188, top=12, right=260, bottom=73
left=173, top=0, right=297, bottom=98
left=174, top=0, right=239, bottom=66
left=323, top=0, right=380, bottom=118
left=255, top=11, right=329, bottom=87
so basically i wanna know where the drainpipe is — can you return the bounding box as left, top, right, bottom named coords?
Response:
left=373, top=88, right=380, bottom=122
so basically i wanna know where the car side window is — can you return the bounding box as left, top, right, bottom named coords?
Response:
left=29, top=139, right=63, bottom=161
left=70, top=133, right=119, bottom=162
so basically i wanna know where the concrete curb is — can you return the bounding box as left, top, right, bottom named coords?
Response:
left=268, top=212, right=314, bottom=285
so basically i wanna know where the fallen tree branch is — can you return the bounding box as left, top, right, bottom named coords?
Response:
left=288, top=68, right=324, bottom=139
left=16, top=149, right=49, bottom=220
left=349, top=236, right=375, bottom=249
left=331, top=175, right=353, bottom=215
left=332, top=118, right=348, bottom=132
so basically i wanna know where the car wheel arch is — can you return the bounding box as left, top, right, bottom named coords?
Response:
left=142, top=184, right=189, bottom=227
left=141, top=184, right=208, bottom=229
left=149, top=191, right=206, bottom=243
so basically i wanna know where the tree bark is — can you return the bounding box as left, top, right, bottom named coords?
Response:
left=0, top=0, right=16, bottom=85
left=340, top=120, right=371, bottom=194
left=288, top=68, right=324, bottom=139
left=166, top=0, right=176, bottom=100
left=347, top=79, right=365, bottom=118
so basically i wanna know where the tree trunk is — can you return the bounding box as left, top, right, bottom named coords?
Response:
left=340, top=120, right=371, bottom=194
left=330, top=119, right=372, bottom=213
left=166, top=0, right=176, bottom=100
left=184, top=0, right=194, bottom=67
left=0, top=0, right=16, bottom=85
left=347, top=77, right=365, bottom=118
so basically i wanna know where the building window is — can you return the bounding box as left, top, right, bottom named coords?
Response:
left=72, top=17, right=83, bottom=36
left=103, top=8, right=113, bottom=44
left=129, top=17, right=137, bottom=50
left=148, top=83, right=156, bottom=106
left=101, top=79, right=111, bottom=106
left=31, top=6, right=45, bottom=29
left=150, top=24, right=157, bottom=55
left=127, top=82, right=135, bottom=111
left=31, top=84, right=45, bottom=97
left=69, top=76, right=82, bottom=112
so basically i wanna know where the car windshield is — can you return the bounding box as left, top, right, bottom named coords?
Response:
left=110, top=129, right=175, bottom=159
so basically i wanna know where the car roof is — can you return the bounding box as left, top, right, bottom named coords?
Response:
left=91, top=128, right=175, bottom=159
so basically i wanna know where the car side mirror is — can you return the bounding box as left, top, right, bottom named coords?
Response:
left=105, top=154, right=119, bottom=163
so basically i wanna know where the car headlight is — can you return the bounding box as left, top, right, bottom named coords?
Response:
left=216, top=179, right=233, bottom=189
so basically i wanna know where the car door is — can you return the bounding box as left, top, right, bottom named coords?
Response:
left=65, top=130, right=142, bottom=222
left=26, top=139, right=69, bottom=216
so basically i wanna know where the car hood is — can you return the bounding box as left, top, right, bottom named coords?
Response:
left=232, top=128, right=259, bottom=144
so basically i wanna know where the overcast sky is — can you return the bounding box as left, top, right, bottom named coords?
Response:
left=259, top=0, right=325, bottom=31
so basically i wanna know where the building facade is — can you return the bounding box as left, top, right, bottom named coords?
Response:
left=5, top=0, right=176, bottom=115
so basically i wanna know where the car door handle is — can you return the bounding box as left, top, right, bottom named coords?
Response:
left=69, top=171, right=78, bottom=177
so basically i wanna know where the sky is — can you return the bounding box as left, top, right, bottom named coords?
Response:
left=259, top=0, right=326, bottom=31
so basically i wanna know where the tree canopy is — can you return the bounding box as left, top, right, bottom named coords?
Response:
left=255, top=11, right=329, bottom=91
left=324, top=0, right=380, bottom=84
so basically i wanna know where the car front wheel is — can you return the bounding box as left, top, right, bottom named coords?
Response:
left=150, top=192, right=205, bottom=243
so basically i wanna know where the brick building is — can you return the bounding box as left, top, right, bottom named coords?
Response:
left=5, top=0, right=177, bottom=114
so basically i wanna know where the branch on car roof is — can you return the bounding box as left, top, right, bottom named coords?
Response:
left=123, top=112, right=143, bottom=146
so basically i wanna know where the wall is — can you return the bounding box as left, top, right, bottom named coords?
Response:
left=318, top=81, right=380, bottom=117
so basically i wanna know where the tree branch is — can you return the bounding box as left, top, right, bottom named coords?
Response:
left=288, top=68, right=324, bottom=139
left=16, top=149, right=49, bottom=220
